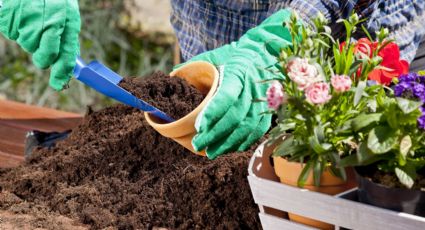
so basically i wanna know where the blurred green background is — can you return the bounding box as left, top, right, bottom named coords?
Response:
left=0, top=0, right=175, bottom=113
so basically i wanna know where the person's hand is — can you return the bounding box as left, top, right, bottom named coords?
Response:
left=179, top=9, right=294, bottom=159
left=0, top=0, right=81, bottom=91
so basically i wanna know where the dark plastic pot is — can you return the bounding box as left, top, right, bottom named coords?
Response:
left=355, top=167, right=425, bottom=217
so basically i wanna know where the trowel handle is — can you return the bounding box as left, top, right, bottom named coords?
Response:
left=74, top=56, right=86, bottom=76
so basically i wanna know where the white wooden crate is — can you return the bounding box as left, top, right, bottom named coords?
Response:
left=247, top=142, right=425, bottom=230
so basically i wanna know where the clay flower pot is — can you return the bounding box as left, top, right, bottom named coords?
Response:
left=273, top=157, right=356, bottom=229
left=355, top=167, right=425, bottom=217
left=145, top=61, right=219, bottom=156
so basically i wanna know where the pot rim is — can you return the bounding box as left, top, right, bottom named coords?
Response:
left=144, top=61, right=219, bottom=129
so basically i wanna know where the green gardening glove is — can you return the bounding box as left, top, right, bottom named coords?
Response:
left=181, top=9, right=294, bottom=159
left=0, top=0, right=81, bottom=91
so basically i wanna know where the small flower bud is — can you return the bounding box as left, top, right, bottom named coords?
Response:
left=349, top=14, right=359, bottom=24
left=378, top=28, right=389, bottom=41
left=371, top=56, right=383, bottom=66
left=305, top=28, right=314, bottom=37
left=305, top=39, right=314, bottom=49
left=323, top=26, right=332, bottom=34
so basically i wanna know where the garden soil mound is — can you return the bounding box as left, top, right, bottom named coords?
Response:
left=0, top=73, right=261, bottom=230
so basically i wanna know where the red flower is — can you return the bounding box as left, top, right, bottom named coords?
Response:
left=368, top=42, right=409, bottom=85
left=354, top=38, right=377, bottom=58
left=339, top=38, right=377, bottom=57
left=339, top=38, right=409, bottom=85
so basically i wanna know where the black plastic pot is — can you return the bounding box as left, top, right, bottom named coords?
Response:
left=355, top=167, right=425, bottom=217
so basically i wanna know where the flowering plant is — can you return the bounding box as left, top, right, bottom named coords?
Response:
left=266, top=12, right=410, bottom=186
left=339, top=72, right=425, bottom=188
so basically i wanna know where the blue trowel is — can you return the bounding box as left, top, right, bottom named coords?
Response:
left=73, top=57, right=175, bottom=123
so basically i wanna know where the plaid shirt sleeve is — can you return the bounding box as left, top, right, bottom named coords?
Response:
left=170, top=0, right=425, bottom=63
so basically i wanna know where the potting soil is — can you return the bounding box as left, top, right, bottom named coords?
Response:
left=0, top=72, right=261, bottom=230
left=119, top=72, right=205, bottom=120
left=362, top=167, right=425, bottom=190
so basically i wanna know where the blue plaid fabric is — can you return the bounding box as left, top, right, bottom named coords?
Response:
left=170, top=0, right=425, bottom=63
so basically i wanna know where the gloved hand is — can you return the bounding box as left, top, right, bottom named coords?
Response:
left=180, top=9, right=294, bottom=159
left=0, top=0, right=81, bottom=91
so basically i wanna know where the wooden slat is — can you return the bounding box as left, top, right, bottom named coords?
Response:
left=0, top=118, right=81, bottom=132
left=0, top=99, right=81, bottom=119
left=0, top=151, right=24, bottom=168
left=0, top=139, right=23, bottom=156
left=248, top=175, right=425, bottom=230
left=259, top=213, right=316, bottom=230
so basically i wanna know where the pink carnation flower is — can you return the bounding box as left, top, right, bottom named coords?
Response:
left=306, top=82, right=332, bottom=105
left=287, top=58, right=323, bottom=90
left=266, top=81, right=287, bottom=110
left=331, top=75, right=352, bottom=93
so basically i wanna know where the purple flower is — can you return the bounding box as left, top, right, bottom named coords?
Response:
left=399, top=73, right=419, bottom=83
left=418, top=115, right=425, bottom=130
left=394, top=81, right=412, bottom=97
left=412, top=83, right=425, bottom=102
left=394, top=72, right=425, bottom=129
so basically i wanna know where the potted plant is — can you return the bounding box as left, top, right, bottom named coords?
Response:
left=265, top=12, right=409, bottom=229
left=340, top=72, right=425, bottom=217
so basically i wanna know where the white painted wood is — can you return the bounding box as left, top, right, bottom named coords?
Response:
left=249, top=175, right=425, bottom=229
left=248, top=141, right=425, bottom=230
left=259, top=213, right=317, bottom=230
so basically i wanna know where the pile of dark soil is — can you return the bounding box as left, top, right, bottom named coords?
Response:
left=119, top=72, right=205, bottom=120
left=0, top=72, right=261, bottom=230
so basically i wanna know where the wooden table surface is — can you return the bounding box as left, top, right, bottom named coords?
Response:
left=0, top=100, right=82, bottom=168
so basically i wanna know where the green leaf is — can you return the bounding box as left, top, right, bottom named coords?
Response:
left=400, top=135, right=412, bottom=159
left=354, top=81, right=367, bottom=106
left=273, top=136, right=308, bottom=157
left=328, top=165, right=347, bottom=181
left=361, top=24, right=373, bottom=41
left=309, top=135, right=325, bottom=154
left=396, top=97, right=422, bottom=114
left=313, top=159, right=324, bottom=186
left=367, top=99, right=377, bottom=112
left=348, top=60, right=363, bottom=76
left=386, top=104, right=399, bottom=129
left=351, top=113, right=382, bottom=131
left=339, top=142, right=382, bottom=167
left=319, top=32, right=336, bottom=44
left=308, top=126, right=331, bottom=155
left=418, top=70, right=425, bottom=75
left=395, top=167, right=414, bottom=189
left=367, top=126, right=398, bottom=154
left=333, top=46, right=341, bottom=74
left=399, top=109, right=422, bottom=126
left=297, top=161, right=313, bottom=187
left=338, top=154, right=359, bottom=167
left=316, top=39, right=331, bottom=48
left=344, top=45, right=355, bottom=75
left=357, top=142, right=377, bottom=163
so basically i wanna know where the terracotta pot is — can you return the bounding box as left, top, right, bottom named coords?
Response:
left=273, top=157, right=356, bottom=229
left=355, top=167, right=425, bottom=217
left=144, top=61, right=219, bottom=156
